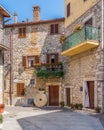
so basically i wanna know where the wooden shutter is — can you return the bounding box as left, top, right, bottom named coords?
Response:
left=50, top=24, right=54, bottom=34
left=19, top=28, right=22, bottom=37
left=47, top=54, right=50, bottom=63
left=17, top=83, right=24, bottom=96
left=55, top=24, right=59, bottom=34
left=23, top=28, right=26, bottom=37
left=35, top=55, right=40, bottom=64
left=22, top=56, right=27, bottom=68
left=55, top=53, right=58, bottom=63
left=67, top=3, right=70, bottom=17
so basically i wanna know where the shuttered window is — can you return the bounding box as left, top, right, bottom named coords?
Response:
left=47, top=53, right=59, bottom=64
left=50, top=24, right=59, bottom=34
left=17, top=83, right=24, bottom=96
left=18, top=27, right=26, bottom=38
left=67, top=3, right=70, bottom=17
left=22, top=55, right=40, bottom=68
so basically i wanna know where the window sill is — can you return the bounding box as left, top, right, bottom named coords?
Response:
left=16, top=95, right=24, bottom=97
left=25, top=67, right=34, bottom=71
left=50, top=32, right=60, bottom=35
left=18, top=36, right=26, bottom=38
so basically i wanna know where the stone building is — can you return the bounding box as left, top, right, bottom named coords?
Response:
left=62, top=0, right=104, bottom=111
left=4, top=5, right=65, bottom=106
left=0, top=5, right=10, bottom=104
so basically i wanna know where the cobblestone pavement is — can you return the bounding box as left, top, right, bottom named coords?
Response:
left=2, top=106, right=104, bottom=130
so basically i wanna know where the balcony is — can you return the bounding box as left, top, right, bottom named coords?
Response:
left=34, top=63, right=64, bottom=79
left=61, top=26, right=99, bottom=56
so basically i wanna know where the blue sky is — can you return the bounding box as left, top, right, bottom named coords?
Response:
left=1, top=0, right=64, bottom=23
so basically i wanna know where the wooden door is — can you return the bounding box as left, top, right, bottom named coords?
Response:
left=49, top=86, right=59, bottom=106
left=66, top=88, right=70, bottom=106
left=87, top=81, right=94, bottom=109
left=17, top=83, right=25, bottom=96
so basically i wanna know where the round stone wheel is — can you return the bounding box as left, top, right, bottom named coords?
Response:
left=34, top=93, right=47, bottom=107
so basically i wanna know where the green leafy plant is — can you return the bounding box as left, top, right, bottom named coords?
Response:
left=78, top=104, right=83, bottom=110
left=35, top=70, right=64, bottom=79
left=0, top=114, right=3, bottom=124
left=60, top=101, right=65, bottom=108
left=60, top=35, right=66, bottom=44
left=71, top=103, right=83, bottom=110
left=95, top=107, right=101, bottom=113
left=74, top=25, right=82, bottom=32
left=75, top=104, right=79, bottom=109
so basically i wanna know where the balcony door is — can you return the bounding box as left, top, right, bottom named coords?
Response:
left=47, top=53, right=58, bottom=64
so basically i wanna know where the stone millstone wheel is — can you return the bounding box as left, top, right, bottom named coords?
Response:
left=34, top=93, right=47, bottom=107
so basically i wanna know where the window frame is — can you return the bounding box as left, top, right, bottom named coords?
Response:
left=67, top=3, right=70, bottom=17
left=47, top=53, right=59, bottom=64
left=18, top=27, right=26, bottom=38
left=50, top=24, right=59, bottom=34
left=22, top=55, right=40, bottom=69
left=30, top=79, right=35, bottom=87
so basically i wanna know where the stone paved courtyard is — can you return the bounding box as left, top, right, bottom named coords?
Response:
left=2, top=106, right=104, bottom=130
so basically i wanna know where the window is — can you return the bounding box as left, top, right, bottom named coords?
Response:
left=17, top=83, right=24, bottom=96
left=22, top=55, right=40, bottom=68
left=47, top=53, right=58, bottom=64
left=67, top=3, right=70, bottom=17
left=28, top=56, right=34, bottom=67
left=50, top=24, right=59, bottom=34
left=30, top=79, right=35, bottom=87
left=18, top=27, right=26, bottom=38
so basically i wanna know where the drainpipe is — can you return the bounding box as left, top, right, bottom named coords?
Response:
left=101, top=0, right=104, bottom=113
left=9, top=28, right=13, bottom=106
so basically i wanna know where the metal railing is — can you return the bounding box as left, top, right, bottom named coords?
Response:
left=62, top=25, right=99, bottom=52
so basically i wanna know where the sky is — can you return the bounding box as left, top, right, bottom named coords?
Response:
left=0, top=0, right=64, bottom=23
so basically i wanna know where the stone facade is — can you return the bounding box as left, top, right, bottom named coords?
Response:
left=0, top=6, right=10, bottom=104
left=4, top=18, right=65, bottom=106
left=63, top=1, right=104, bottom=111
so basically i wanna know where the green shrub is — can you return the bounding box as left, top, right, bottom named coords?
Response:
left=78, top=104, right=83, bottom=110
left=74, top=25, right=81, bottom=32
left=60, top=101, right=65, bottom=108
left=95, top=107, right=101, bottom=113
left=71, top=103, right=83, bottom=110
left=35, top=70, right=64, bottom=79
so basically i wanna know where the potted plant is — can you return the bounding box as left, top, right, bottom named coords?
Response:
left=74, top=25, right=82, bottom=32
left=60, top=101, right=65, bottom=108
left=78, top=104, right=83, bottom=110
left=95, top=107, right=101, bottom=113
left=60, top=35, right=66, bottom=44
left=0, top=104, right=5, bottom=113
left=0, top=114, right=3, bottom=129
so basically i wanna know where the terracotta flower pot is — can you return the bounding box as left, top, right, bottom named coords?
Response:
left=0, top=104, right=5, bottom=113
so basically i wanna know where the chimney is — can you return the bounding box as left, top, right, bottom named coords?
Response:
left=13, top=12, right=18, bottom=23
left=33, top=5, right=40, bottom=22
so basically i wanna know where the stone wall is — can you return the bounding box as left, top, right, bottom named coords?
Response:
left=4, top=21, right=65, bottom=105
left=63, top=1, right=104, bottom=109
